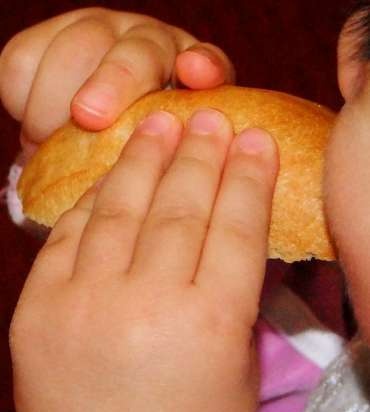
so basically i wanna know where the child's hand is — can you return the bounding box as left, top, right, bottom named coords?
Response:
left=0, top=7, right=234, bottom=160
left=325, top=9, right=370, bottom=343
left=9, top=109, right=278, bottom=412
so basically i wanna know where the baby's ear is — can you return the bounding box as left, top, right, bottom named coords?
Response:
left=337, top=2, right=370, bottom=102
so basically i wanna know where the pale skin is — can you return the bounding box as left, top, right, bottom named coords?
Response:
left=1, top=8, right=271, bottom=412
left=9, top=109, right=278, bottom=412
left=0, top=7, right=234, bottom=159
left=325, top=11, right=370, bottom=343
left=0, top=6, right=369, bottom=412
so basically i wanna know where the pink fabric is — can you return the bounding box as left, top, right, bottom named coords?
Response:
left=256, top=319, right=323, bottom=412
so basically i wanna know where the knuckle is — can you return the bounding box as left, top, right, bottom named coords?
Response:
left=33, top=236, right=71, bottom=271
left=149, top=205, right=208, bottom=233
left=229, top=164, right=270, bottom=200
left=1, top=32, right=29, bottom=66
left=103, top=57, right=139, bottom=83
left=212, top=214, right=267, bottom=264
left=166, top=23, right=195, bottom=42
left=126, top=22, right=176, bottom=55
left=119, top=151, right=165, bottom=177
left=52, top=21, right=114, bottom=70
left=0, top=32, right=35, bottom=86
left=71, top=15, right=113, bottom=40
left=126, top=21, right=164, bottom=37
left=176, top=154, right=219, bottom=180
left=67, top=7, right=118, bottom=26
left=62, top=6, right=111, bottom=19
left=39, top=235, right=68, bottom=257
left=41, top=206, right=91, bottom=250
left=92, top=201, right=141, bottom=225
left=109, top=146, right=167, bottom=188
left=57, top=204, right=91, bottom=229
left=109, top=38, right=167, bottom=86
left=77, top=6, right=111, bottom=16
left=220, top=217, right=257, bottom=244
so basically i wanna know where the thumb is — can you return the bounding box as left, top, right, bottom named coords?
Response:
left=173, top=42, right=235, bottom=89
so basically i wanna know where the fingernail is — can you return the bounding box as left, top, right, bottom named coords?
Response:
left=185, top=47, right=220, bottom=66
left=188, top=109, right=226, bottom=134
left=136, top=111, right=178, bottom=136
left=236, top=128, right=273, bottom=155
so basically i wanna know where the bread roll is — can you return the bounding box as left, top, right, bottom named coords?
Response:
left=17, top=86, right=336, bottom=262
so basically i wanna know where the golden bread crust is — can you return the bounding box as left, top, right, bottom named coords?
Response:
left=18, top=86, right=336, bottom=262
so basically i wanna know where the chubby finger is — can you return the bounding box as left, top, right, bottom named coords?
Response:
left=196, top=129, right=278, bottom=324
left=21, top=18, right=116, bottom=147
left=72, top=112, right=182, bottom=284
left=71, top=23, right=181, bottom=130
left=130, top=109, right=233, bottom=285
left=174, top=42, right=236, bottom=89
left=0, top=7, right=100, bottom=123
left=23, top=183, right=100, bottom=291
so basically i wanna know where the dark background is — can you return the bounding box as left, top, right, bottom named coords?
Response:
left=0, top=0, right=353, bottom=410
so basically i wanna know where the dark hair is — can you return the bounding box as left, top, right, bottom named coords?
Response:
left=348, top=0, right=370, bottom=59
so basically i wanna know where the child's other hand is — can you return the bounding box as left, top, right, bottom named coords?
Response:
left=0, top=7, right=234, bottom=160
left=325, top=8, right=370, bottom=343
left=9, top=110, right=278, bottom=412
